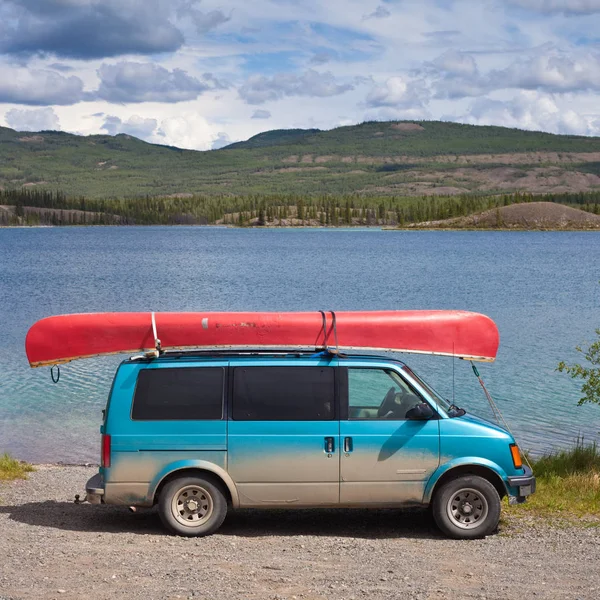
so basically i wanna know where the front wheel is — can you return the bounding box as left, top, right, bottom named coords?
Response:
left=432, top=475, right=501, bottom=539
left=159, top=476, right=227, bottom=537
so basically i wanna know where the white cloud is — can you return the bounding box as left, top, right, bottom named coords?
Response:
left=211, top=131, right=231, bottom=149
left=430, top=47, right=600, bottom=99
left=0, top=66, right=84, bottom=105
left=154, top=113, right=223, bottom=150
left=1, top=0, right=184, bottom=59
left=177, top=1, right=231, bottom=33
left=365, top=76, right=429, bottom=108
left=96, top=62, right=218, bottom=103
left=491, top=49, right=600, bottom=93
left=5, top=107, right=60, bottom=131
left=309, top=52, right=335, bottom=65
left=430, top=50, right=488, bottom=99
left=432, top=50, right=478, bottom=77
left=101, top=114, right=158, bottom=138
left=239, top=70, right=354, bottom=104
left=453, top=91, right=600, bottom=135
left=91, top=110, right=231, bottom=150
left=251, top=109, right=271, bottom=119
left=507, top=0, right=600, bottom=15
left=363, top=5, right=391, bottom=20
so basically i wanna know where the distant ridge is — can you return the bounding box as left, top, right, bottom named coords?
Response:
left=2, top=120, right=600, bottom=198
left=223, top=128, right=321, bottom=150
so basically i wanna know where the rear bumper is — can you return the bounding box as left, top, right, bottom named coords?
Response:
left=507, top=465, right=536, bottom=504
left=86, top=472, right=105, bottom=505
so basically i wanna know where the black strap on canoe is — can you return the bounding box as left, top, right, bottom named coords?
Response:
left=50, top=365, right=60, bottom=383
left=329, top=310, right=340, bottom=356
left=318, top=310, right=344, bottom=357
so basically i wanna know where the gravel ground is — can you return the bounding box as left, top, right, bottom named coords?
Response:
left=1, top=465, right=599, bottom=600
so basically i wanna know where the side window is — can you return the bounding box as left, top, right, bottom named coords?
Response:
left=232, top=367, right=334, bottom=421
left=348, top=368, right=424, bottom=420
left=132, top=367, right=224, bottom=421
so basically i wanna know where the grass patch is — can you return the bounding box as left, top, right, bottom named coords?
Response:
left=508, top=439, right=600, bottom=520
left=0, top=452, right=35, bottom=481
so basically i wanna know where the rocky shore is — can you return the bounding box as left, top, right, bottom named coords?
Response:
left=1, top=465, right=599, bottom=600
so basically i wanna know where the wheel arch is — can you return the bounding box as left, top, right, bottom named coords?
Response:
left=150, top=461, right=240, bottom=508
left=424, top=459, right=508, bottom=504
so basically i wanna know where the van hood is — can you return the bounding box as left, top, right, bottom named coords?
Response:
left=454, top=412, right=511, bottom=438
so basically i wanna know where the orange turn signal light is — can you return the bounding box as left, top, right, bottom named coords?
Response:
left=510, top=444, right=522, bottom=469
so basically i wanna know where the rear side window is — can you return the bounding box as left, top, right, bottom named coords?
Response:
left=132, top=367, right=224, bottom=421
left=232, top=367, right=334, bottom=421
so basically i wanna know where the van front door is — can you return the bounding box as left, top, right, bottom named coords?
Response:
left=228, top=364, right=340, bottom=507
left=340, top=366, right=440, bottom=505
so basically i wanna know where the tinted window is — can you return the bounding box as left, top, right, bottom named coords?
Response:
left=132, top=367, right=224, bottom=421
left=232, top=367, right=334, bottom=421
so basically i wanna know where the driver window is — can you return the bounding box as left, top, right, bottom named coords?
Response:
left=348, top=368, right=424, bottom=420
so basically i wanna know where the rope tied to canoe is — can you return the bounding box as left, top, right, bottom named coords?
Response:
left=50, top=364, right=60, bottom=383
left=470, top=361, right=533, bottom=470
left=151, top=311, right=161, bottom=356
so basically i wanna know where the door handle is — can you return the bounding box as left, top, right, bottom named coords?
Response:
left=344, top=437, right=353, bottom=453
left=324, top=437, right=335, bottom=453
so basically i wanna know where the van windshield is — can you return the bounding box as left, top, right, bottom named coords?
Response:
left=402, top=366, right=453, bottom=414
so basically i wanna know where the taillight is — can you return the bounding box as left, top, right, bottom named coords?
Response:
left=510, top=443, right=522, bottom=469
left=101, top=434, right=111, bottom=468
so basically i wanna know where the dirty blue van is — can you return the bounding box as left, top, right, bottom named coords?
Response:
left=85, top=350, right=535, bottom=539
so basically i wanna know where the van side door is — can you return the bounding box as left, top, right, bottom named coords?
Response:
left=227, top=360, right=340, bottom=507
left=339, top=365, right=440, bottom=505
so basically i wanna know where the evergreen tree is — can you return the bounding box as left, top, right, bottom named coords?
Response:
left=257, top=203, right=266, bottom=226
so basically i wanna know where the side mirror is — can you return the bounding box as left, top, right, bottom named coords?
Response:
left=406, top=403, right=434, bottom=420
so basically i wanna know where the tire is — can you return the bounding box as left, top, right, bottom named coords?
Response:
left=432, top=475, right=501, bottom=539
left=158, top=475, right=227, bottom=537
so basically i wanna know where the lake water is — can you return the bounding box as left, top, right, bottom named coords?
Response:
left=0, top=226, right=599, bottom=463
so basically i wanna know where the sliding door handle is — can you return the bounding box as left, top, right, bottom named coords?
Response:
left=324, top=437, right=335, bottom=453
left=344, top=437, right=353, bottom=453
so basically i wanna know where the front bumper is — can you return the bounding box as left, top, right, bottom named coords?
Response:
left=507, top=465, right=536, bottom=504
left=86, top=472, right=105, bottom=505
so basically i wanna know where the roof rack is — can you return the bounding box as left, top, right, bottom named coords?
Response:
left=128, top=348, right=404, bottom=361
left=168, top=348, right=325, bottom=357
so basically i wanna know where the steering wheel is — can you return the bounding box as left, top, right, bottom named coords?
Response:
left=377, top=386, right=399, bottom=418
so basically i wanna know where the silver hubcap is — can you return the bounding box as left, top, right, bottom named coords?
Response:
left=171, top=485, right=213, bottom=528
left=446, top=488, right=488, bottom=530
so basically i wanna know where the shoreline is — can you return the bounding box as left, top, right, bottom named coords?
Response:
left=2, top=223, right=600, bottom=232
left=1, top=464, right=599, bottom=600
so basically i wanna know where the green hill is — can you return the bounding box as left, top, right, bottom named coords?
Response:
left=2, top=121, right=600, bottom=199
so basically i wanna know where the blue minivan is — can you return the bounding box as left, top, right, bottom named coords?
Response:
left=85, top=350, right=535, bottom=539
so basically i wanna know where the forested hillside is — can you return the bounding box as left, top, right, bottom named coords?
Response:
left=2, top=121, right=600, bottom=199
left=2, top=188, right=599, bottom=227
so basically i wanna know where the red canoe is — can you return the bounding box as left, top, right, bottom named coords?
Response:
left=25, top=310, right=499, bottom=367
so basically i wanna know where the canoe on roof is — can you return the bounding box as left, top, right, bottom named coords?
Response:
left=25, top=310, right=500, bottom=367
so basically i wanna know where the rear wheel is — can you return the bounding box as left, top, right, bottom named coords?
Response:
left=432, top=475, right=501, bottom=539
left=159, top=476, right=227, bottom=537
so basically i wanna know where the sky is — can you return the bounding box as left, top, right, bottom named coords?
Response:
left=1, top=0, right=600, bottom=150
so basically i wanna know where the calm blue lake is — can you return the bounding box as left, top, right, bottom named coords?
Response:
left=0, top=226, right=599, bottom=463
